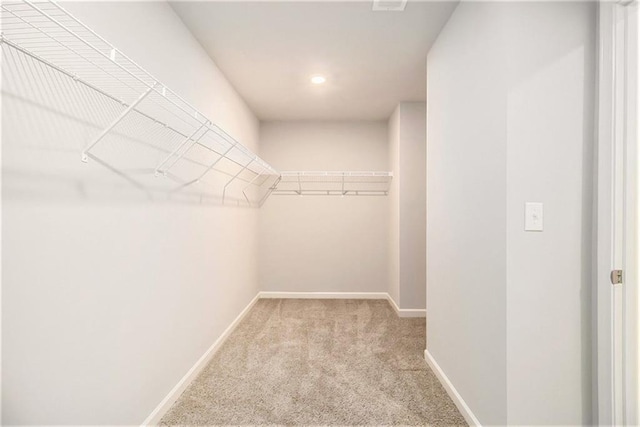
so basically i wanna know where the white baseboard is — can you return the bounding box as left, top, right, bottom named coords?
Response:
left=424, top=349, right=482, bottom=427
left=141, top=293, right=261, bottom=426
left=386, top=294, right=426, bottom=318
left=259, top=292, right=426, bottom=318
left=258, top=291, right=389, bottom=300
left=142, top=291, right=425, bottom=425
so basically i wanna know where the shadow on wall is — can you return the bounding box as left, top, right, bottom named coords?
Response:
left=1, top=38, right=278, bottom=207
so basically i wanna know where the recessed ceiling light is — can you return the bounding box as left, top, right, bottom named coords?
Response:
left=372, top=0, right=407, bottom=11
left=310, top=75, right=326, bottom=85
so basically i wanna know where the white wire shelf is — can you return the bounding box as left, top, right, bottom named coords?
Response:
left=1, top=0, right=280, bottom=206
left=272, top=171, right=393, bottom=196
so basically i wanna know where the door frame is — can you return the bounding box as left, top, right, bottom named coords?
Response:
left=622, top=2, right=638, bottom=424
left=596, top=0, right=638, bottom=425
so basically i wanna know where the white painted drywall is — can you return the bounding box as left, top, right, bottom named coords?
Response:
left=388, top=108, right=401, bottom=305
left=389, top=103, right=427, bottom=310
left=504, top=2, right=595, bottom=424
left=426, top=3, right=508, bottom=424
left=258, top=121, right=389, bottom=293
left=399, top=103, right=427, bottom=310
left=170, top=1, right=458, bottom=121
left=2, top=2, right=261, bottom=424
left=426, top=1, right=595, bottom=425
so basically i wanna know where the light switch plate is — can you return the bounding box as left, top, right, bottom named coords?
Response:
left=525, top=202, right=543, bottom=231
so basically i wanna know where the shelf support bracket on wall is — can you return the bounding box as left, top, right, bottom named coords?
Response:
left=257, top=175, right=282, bottom=207
left=81, top=82, right=157, bottom=162
left=154, top=121, right=209, bottom=176
left=2, top=0, right=280, bottom=207
left=222, top=157, right=254, bottom=204
left=242, top=168, right=265, bottom=206
left=170, top=140, right=241, bottom=193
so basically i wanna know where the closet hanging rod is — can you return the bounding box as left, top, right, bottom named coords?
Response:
left=1, top=0, right=278, bottom=175
left=2, top=0, right=281, bottom=206
left=12, top=0, right=205, bottom=125
left=1, top=0, right=396, bottom=203
left=272, top=171, right=393, bottom=196
left=2, top=34, right=267, bottom=179
left=0, top=36, right=216, bottom=160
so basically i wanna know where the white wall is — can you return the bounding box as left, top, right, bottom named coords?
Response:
left=426, top=3, right=508, bottom=424
left=259, top=121, right=389, bottom=294
left=389, top=103, right=427, bottom=310
left=504, top=3, right=595, bottom=424
left=389, top=109, right=400, bottom=304
left=399, top=103, right=427, bottom=310
left=426, top=1, right=595, bottom=425
left=2, top=2, right=261, bottom=424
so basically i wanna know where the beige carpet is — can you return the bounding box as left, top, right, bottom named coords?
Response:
left=160, top=299, right=467, bottom=426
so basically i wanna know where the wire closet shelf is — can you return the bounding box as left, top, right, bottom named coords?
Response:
left=273, top=171, right=393, bottom=196
left=1, top=0, right=280, bottom=206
